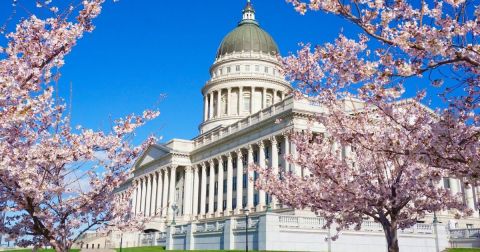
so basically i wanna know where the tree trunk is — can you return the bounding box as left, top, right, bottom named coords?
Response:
left=382, top=223, right=399, bottom=252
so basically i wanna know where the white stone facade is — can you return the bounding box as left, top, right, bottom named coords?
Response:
left=90, top=2, right=480, bottom=251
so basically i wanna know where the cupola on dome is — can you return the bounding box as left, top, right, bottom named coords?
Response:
left=216, top=1, right=279, bottom=58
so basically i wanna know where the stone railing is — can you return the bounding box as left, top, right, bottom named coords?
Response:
left=194, top=221, right=225, bottom=233
left=173, top=225, right=188, bottom=235
left=233, top=217, right=259, bottom=230
left=278, top=215, right=326, bottom=229
left=194, top=97, right=292, bottom=148
left=450, top=228, right=480, bottom=239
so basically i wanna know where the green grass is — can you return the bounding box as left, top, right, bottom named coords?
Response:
left=449, top=249, right=480, bottom=252
left=0, top=250, right=79, bottom=252
left=115, top=247, right=280, bottom=252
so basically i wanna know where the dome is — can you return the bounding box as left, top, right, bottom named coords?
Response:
left=216, top=3, right=279, bottom=58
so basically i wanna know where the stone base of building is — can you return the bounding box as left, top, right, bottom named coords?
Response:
left=83, top=212, right=454, bottom=252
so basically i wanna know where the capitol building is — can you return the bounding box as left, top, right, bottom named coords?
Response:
left=78, top=2, right=480, bottom=251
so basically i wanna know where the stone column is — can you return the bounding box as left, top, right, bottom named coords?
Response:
left=134, top=180, right=140, bottom=215
left=291, top=139, right=301, bottom=177
left=218, top=90, right=223, bottom=117
left=156, top=171, right=163, bottom=216
left=227, top=88, right=232, bottom=116
left=272, top=90, right=276, bottom=105
left=203, top=95, right=208, bottom=121
left=281, top=91, right=285, bottom=100
left=192, top=166, right=200, bottom=217
left=162, top=169, right=170, bottom=217
left=217, top=157, right=224, bottom=216
left=208, top=160, right=215, bottom=216
left=239, top=86, right=243, bottom=115
left=258, top=141, right=266, bottom=210
left=247, top=145, right=254, bottom=210
left=250, top=87, right=255, bottom=114
left=183, top=166, right=193, bottom=218
left=236, top=150, right=244, bottom=213
left=208, top=93, right=213, bottom=119
left=262, top=88, right=267, bottom=109
left=283, top=134, right=290, bottom=173
left=141, top=177, right=147, bottom=215
left=150, top=173, right=158, bottom=216
left=200, top=163, right=207, bottom=216
left=450, top=178, right=459, bottom=194
left=226, top=153, right=233, bottom=214
left=168, top=165, right=178, bottom=219
left=146, top=175, right=152, bottom=216
left=271, top=137, right=279, bottom=209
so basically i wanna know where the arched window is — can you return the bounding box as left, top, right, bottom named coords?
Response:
left=243, top=92, right=251, bottom=112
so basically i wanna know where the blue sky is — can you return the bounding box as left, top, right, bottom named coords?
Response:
left=0, top=0, right=363, bottom=144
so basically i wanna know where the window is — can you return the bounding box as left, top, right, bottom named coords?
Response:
left=245, top=65, right=250, bottom=71
left=236, top=65, right=240, bottom=71
left=273, top=69, right=277, bottom=76
left=254, top=193, right=259, bottom=206
left=215, top=181, right=218, bottom=195
left=223, top=200, right=227, bottom=210
left=223, top=160, right=228, bottom=171
left=233, top=158, right=237, bottom=169
left=278, top=142, right=282, bottom=154
left=206, top=186, right=209, bottom=195
left=221, top=94, right=227, bottom=115
left=243, top=93, right=251, bottom=112
left=266, top=94, right=273, bottom=107
left=243, top=174, right=247, bottom=188
left=243, top=197, right=247, bottom=207
left=255, top=65, right=259, bottom=71
left=223, top=179, right=227, bottom=193
left=220, top=68, right=223, bottom=75
left=443, top=178, right=451, bottom=189
left=243, top=155, right=248, bottom=166
left=265, top=147, right=270, bottom=159
left=233, top=200, right=237, bottom=209
left=233, top=177, right=237, bottom=190
left=214, top=202, right=217, bottom=211
left=227, top=66, right=231, bottom=73
left=253, top=150, right=258, bottom=163
left=264, top=67, right=269, bottom=74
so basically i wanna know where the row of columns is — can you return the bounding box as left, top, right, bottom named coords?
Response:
left=131, top=165, right=180, bottom=219
left=203, top=86, right=286, bottom=121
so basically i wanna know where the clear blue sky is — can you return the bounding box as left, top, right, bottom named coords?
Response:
left=0, top=0, right=363, bottom=144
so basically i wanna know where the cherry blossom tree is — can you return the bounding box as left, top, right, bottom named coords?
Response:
left=255, top=0, right=480, bottom=251
left=0, top=1, right=158, bottom=251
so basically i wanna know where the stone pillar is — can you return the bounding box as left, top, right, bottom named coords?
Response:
left=217, top=89, right=222, bottom=117
left=283, top=133, right=290, bottom=173
left=271, top=137, right=279, bottom=209
left=291, top=140, right=301, bottom=177
left=258, top=141, right=266, bottom=210
left=162, top=169, right=169, bottom=217
left=134, top=180, right=140, bottom=215
left=465, top=184, right=476, bottom=213
left=226, top=153, right=233, bottom=214
left=236, top=150, right=244, bottom=213
left=223, top=217, right=234, bottom=250
left=272, top=90, right=276, bottom=105
left=145, top=175, right=152, bottom=216
left=168, top=165, right=178, bottom=219
left=262, top=88, right=267, bottom=109
left=217, top=157, right=224, bottom=216
left=208, top=160, right=215, bottom=216
left=258, top=212, right=281, bottom=251
left=203, top=95, right=208, bottom=121
left=250, top=86, right=255, bottom=114
left=208, top=93, right=213, bottom=119
left=247, top=145, right=254, bottom=210
left=183, top=166, right=193, bottom=218
left=186, top=222, right=195, bottom=250
left=200, top=163, right=207, bottom=216
left=239, top=86, right=243, bottom=115
left=156, top=171, right=163, bottom=216
left=192, top=166, right=200, bottom=218
left=450, top=178, right=459, bottom=194
left=150, top=173, right=157, bottom=216
left=227, top=88, right=232, bottom=116
left=141, top=177, right=147, bottom=215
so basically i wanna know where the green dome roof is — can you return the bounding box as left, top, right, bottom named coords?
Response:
left=216, top=16, right=279, bottom=58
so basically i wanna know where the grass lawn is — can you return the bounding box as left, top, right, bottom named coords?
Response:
left=0, top=250, right=79, bottom=252
left=449, top=249, right=480, bottom=252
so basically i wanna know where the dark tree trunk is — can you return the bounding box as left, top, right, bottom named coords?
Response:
left=382, top=222, right=399, bottom=252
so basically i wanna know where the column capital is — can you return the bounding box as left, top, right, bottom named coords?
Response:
left=216, top=156, right=223, bottom=162
left=227, top=152, right=233, bottom=160
left=282, top=130, right=291, bottom=138
left=257, top=140, right=265, bottom=148
left=270, top=136, right=278, bottom=145
left=209, top=159, right=215, bottom=166
left=247, top=144, right=254, bottom=153
left=164, top=168, right=170, bottom=175
left=185, top=166, right=193, bottom=173
left=236, top=149, right=243, bottom=157
left=202, top=162, right=207, bottom=168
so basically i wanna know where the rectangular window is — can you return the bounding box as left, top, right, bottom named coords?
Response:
left=236, top=65, right=240, bottom=71
left=223, top=200, right=227, bottom=210
left=242, top=197, right=247, bottom=207
left=214, top=202, right=217, bottom=212
left=243, top=174, right=247, bottom=188
left=278, top=143, right=282, bottom=154
left=264, top=67, right=269, bottom=73
left=243, top=95, right=251, bottom=112
left=233, top=159, right=237, bottom=169
left=206, top=186, right=209, bottom=196
left=254, top=193, right=259, bottom=206
left=233, top=176, right=237, bottom=190
left=265, top=147, right=270, bottom=159
left=443, top=178, right=451, bottom=189
left=255, top=65, right=259, bottom=71
left=227, top=67, right=231, bottom=73
left=245, top=65, right=250, bottom=71
left=215, top=182, right=218, bottom=195
left=273, top=69, right=276, bottom=76
left=233, top=200, right=237, bottom=209
left=223, top=160, right=228, bottom=171
left=253, top=150, right=258, bottom=163
left=223, top=179, right=227, bottom=193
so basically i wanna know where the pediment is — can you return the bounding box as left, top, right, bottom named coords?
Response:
left=134, top=144, right=172, bottom=169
